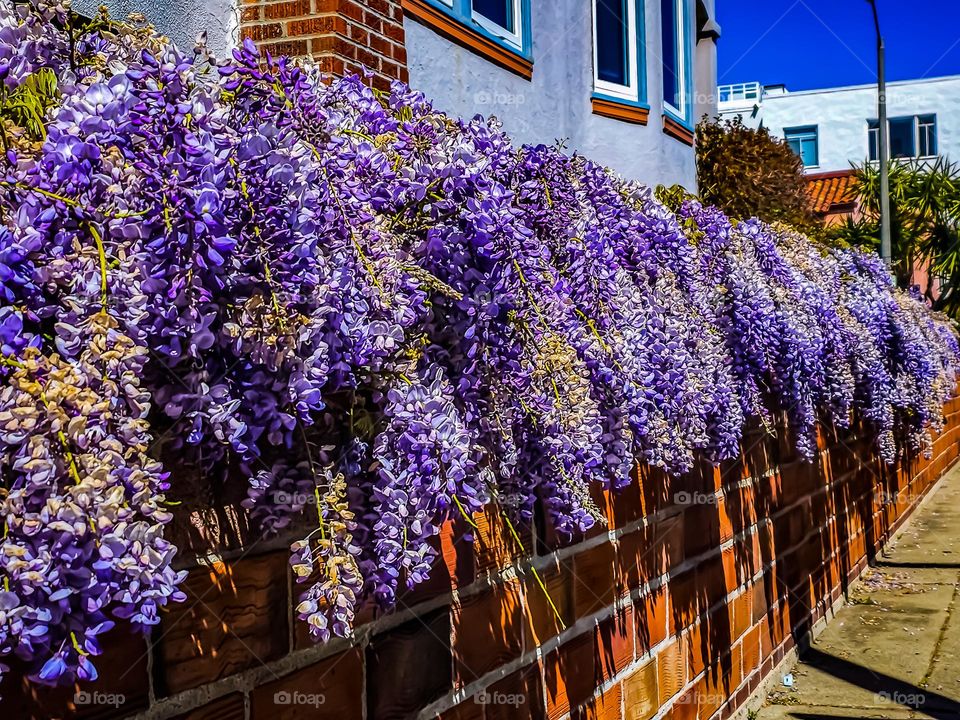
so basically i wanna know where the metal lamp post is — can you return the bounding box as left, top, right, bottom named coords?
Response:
left=868, top=0, right=892, bottom=265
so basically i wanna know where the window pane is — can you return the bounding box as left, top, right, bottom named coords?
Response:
left=661, top=0, right=679, bottom=109
left=868, top=120, right=879, bottom=161
left=596, top=0, right=629, bottom=85
left=919, top=115, right=937, bottom=156
left=473, top=0, right=513, bottom=32
left=919, top=125, right=931, bottom=157
left=801, top=138, right=817, bottom=167
left=926, top=125, right=937, bottom=156
left=889, top=117, right=916, bottom=158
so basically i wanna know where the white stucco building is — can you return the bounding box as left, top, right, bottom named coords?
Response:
left=77, top=0, right=722, bottom=190
left=402, top=0, right=721, bottom=189
left=717, top=75, right=960, bottom=174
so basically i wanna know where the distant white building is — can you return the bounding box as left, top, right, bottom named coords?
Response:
left=717, top=75, right=960, bottom=174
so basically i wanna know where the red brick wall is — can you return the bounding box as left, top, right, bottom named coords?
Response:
left=239, top=0, right=409, bottom=90
left=5, top=399, right=960, bottom=720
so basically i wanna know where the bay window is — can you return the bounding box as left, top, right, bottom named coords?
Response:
left=592, top=0, right=645, bottom=104
left=661, top=0, right=691, bottom=122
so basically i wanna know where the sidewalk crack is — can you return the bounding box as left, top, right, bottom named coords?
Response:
left=920, top=572, right=960, bottom=688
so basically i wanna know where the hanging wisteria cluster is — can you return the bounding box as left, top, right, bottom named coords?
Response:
left=0, top=1, right=956, bottom=685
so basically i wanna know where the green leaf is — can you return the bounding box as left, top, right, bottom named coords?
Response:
left=1, top=67, right=60, bottom=141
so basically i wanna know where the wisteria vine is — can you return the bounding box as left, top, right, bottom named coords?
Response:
left=0, top=1, right=956, bottom=685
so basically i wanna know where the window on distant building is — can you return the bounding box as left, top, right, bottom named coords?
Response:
left=661, top=0, right=691, bottom=122
left=868, top=115, right=939, bottom=161
left=592, top=0, right=645, bottom=103
left=785, top=126, right=819, bottom=168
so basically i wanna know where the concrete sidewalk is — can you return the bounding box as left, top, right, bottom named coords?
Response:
left=755, top=464, right=960, bottom=720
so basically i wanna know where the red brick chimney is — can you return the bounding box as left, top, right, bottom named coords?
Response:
left=240, top=0, right=409, bottom=90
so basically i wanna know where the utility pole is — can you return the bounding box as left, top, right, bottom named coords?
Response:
left=869, top=0, right=892, bottom=265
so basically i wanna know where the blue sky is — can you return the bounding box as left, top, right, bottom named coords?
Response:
left=716, top=0, right=960, bottom=91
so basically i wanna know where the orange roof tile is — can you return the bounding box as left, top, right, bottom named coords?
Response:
left=806, top=170, right=858, bottom=215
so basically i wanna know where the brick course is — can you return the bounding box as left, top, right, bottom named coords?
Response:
left=239, top=0, right=408, bottom=90
left=4, top=398, right=960, bottom=719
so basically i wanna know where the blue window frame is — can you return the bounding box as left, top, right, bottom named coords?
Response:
left=428, top=0, right=532, bottom=58
left=592, top=0, right=647, bottom=105
left=661, top=0, right=692, bottom=124
left=785, top=126, right=819, bottom=168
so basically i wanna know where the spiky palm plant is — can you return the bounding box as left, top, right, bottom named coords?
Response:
left=838, top=158, right=960, bottom=317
